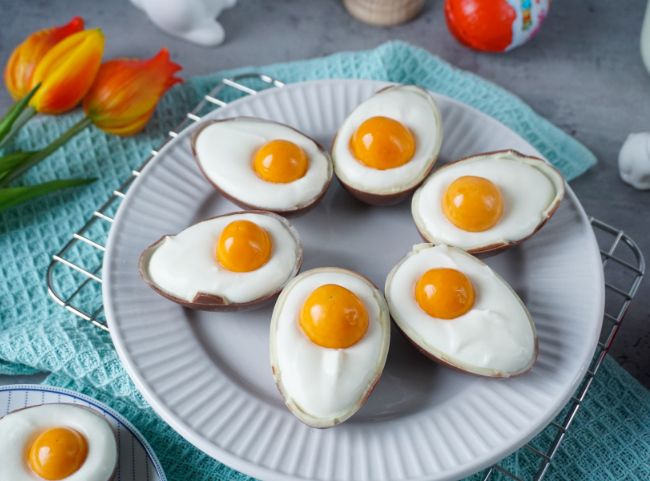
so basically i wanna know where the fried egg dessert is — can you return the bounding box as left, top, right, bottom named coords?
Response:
left=385, top=244, right=537, bottom=377
left=412, top=150, right=565, bottom=254
left=192, top=118, right=332, bottom=214
left=270, top=268, right=390, bottom=428
left=331, top=85, right=443, bottom=205
left=0, top=404, right=117, bottom=481
left=140, top=211, right=302, bottom=310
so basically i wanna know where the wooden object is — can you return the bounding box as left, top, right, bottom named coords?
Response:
left=343, top=0, right=424, bottom=26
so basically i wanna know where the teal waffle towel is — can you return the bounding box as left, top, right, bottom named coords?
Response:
left=0, top=41, right=647, bottom=480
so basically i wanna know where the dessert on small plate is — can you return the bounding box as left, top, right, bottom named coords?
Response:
left=0, top=384, right=166, bottom=481
left=0, top=403, right=117, bottom=481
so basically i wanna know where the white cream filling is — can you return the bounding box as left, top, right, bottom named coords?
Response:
left=413, top=152, right=563, bottom=250
left=272, top=270, right=389, bottom=421
left=194, top=118, right=331, bottom=210
left=146, top=213, right=300, bottom=304
left=0, top=404, right=117, bottom=481
left=332, top=85, right=442, bottom=194
left=386, top=244, right=536, bottom=376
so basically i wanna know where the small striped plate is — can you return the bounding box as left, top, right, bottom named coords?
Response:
left=0, top=384, right=167, bottom=481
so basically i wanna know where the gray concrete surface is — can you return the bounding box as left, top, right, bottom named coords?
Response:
left=0, top=0, right=648, bottom=387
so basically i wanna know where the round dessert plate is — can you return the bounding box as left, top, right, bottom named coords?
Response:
left=104, top=79, right=604, bottom=481
left=0, top=384, right=167, bottom=481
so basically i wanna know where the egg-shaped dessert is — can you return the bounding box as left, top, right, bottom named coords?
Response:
left=192, top=117, right=333, bottom=214
left=385, top=244, right=537, bottom=377
left=412, top=150, right=565, bottom=254
left=140, top=211, right=302, bottom=310
left=270, top=267, right=391, bottom=428
left=331, top=85, right=443, bottom=205
left=0, top=404, right=117, bottom=481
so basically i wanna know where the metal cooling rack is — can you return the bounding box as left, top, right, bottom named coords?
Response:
left=46, top=75, right=646, bottom=481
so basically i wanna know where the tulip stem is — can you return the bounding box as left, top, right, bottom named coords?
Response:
left=0, top=116, right=92, bottom=187
left=0, top=177, right=96, bottom=213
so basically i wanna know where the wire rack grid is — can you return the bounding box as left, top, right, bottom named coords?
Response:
left=46, top=75, right=646, bottom=481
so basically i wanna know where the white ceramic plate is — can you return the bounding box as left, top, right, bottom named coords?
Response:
left=104, top=79, right=604, bottom=481
left=0, top=384, right=167, bottom=481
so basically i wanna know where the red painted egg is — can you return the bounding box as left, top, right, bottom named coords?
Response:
left=445, top=0, right=550, bottom=52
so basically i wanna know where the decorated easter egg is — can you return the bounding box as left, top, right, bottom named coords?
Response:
left=445, top=0, right=550, bottom=52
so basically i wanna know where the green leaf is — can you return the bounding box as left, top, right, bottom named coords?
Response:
left=0, top=178, right=96, bottom=212
left=0, top=151, right=36, bottom=176
left=0, top=116, right=92, bottom=188
left=0, top=83, right=40, bottom=144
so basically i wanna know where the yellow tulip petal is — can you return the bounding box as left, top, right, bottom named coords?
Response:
left=3, top=17, right=84, bottom=100
left=30, top=29, right=104, bottom=114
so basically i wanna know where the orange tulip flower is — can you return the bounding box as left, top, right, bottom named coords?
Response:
left=29, top=29, right=105, bottom=114
left=4, top=17, right=84, bottom=101
left=82, top=49, right=182, bottom=136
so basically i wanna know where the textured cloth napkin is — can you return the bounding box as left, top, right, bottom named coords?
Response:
left=1, top=41, right=648, bottom=480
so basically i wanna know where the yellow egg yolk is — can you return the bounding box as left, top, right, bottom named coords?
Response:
left=350, top=116, right=416, bottom=170
left=415, top=268, right=475, bottom=319
left=216, top=220, right=272, bottom=272
left=253, top=139, right=309, bottom=183
left=442, top=175, right=504, bottom=232
left=299, top=284, right=369, bottom=348
left=27, top=427, right=88, bottom=480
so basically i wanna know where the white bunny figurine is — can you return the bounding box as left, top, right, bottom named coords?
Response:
left=618, top=133, right=650, bottom=190
left=131, top=0, right=236, bottom=47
